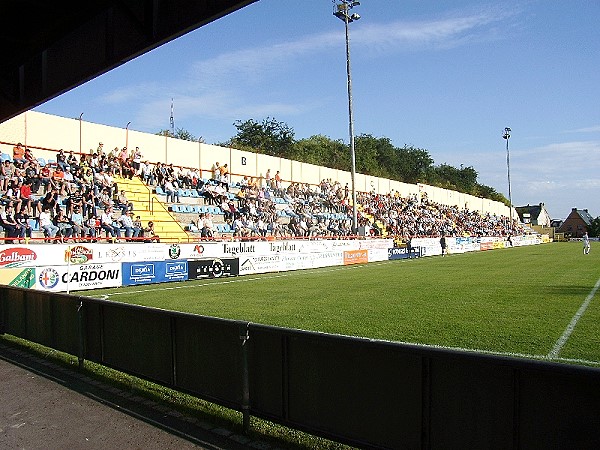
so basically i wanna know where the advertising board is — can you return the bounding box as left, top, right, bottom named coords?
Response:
left=122, top=260, right=188, bottom=286
left=188, top=258, right=239, bottom=279
left=387, top=247, right=421, bottom=260
left=343, top=249, right=369, bottom=265
left=35, top=263, right=122, bottom=292
left=0, top=267, right=36, bottom=288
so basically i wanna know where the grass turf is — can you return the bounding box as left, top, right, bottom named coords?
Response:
left=89, top=241, right=600, bottom=366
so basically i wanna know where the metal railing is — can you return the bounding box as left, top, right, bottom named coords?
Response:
left=1, top=286, right=599, bottom=449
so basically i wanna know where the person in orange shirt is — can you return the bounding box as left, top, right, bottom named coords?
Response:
left=12, top=143, right=27, bottom=166
left=52, top=165, right=65, bottom=195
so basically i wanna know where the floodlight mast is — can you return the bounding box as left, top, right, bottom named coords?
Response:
left=333, top=0, right=360, bottom=234
left=503, top=127, right=513, bottom=231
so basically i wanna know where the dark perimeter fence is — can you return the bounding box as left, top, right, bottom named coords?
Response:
left=1, top=285, right=600, bottom=449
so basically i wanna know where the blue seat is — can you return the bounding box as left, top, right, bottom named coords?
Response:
left=37, top=157, right=46, bottom=167
left=171, top=204, right=181, bottom=213
left=188, top=189, right=199, bottom=198
left=1, top=153, right=11, bottom=162
left=28, top=218, right=40, bottom=231
left=155, top=186, right=165, bottom=195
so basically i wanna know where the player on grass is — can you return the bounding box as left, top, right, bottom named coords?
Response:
left=583, top=232, right=590, bottom=255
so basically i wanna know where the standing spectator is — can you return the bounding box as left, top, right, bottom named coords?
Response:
left=440, top=234, right=447, bottom=257
left=132, top=147, right=142, bottom=173
left=212, top=162, right=221, bottom=182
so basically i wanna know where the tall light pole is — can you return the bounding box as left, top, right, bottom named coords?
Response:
left=503, top=127, right=513, bottom=230
left=79, top=112, right=84, bottom=154
left=333, top=0, right=360, bottom=234
left=126, top=121, right=131, bottom=149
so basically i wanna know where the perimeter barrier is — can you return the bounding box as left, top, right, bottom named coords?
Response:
left=1, top=285, right=599, bottom=449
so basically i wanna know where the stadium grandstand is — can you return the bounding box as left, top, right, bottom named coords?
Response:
left=0, top=111, right=527, bottom=245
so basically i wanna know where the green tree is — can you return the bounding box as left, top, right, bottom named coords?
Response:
left=587, top=217, right=600, bottom=237
left=229, top=117, right=295, bottom=158
left=156, top=128, right=197, bottom=141
left=396, top=146, right=434, bottom=184
left=294, top=135, right=350, bottom=170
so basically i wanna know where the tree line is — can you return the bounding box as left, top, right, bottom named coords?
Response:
left=158, top=117, right=509, bottom=205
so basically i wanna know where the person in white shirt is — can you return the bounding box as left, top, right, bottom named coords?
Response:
left=39, top=207, right=59, bottom=240
left=101, top=208, right=121, bottom=240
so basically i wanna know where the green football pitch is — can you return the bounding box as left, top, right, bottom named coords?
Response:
left=89, top=241, right=600, bottom=367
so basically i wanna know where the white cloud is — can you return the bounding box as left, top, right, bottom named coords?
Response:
left=566, top=125, right=600, bottom=133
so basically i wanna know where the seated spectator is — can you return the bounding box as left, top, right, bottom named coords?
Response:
left=39, top=164, right=54, bottom=194
left=132, top=215, right=143, bottom=240
left=200, top=213, right=214, bottom=239
left=15, top=207, right=32, bottom=242
left=56, top=149, right=68, bottom=171
left=54, top=209, right=73, bottom=243
left=0, top=204, right=22, bottom=244
left=115, top=190, right=133, bottom=215
left=101, top=207, right=121, bottom=240
left=39, top=206, right=59, bottom=242
left=70, top=206, right=89, bottom=240
left=143, top=221, right=160, bottom=242
left=118, top=211, right=140, bottom=240
left=163, top=178, right=180, bottom=203
left=23, top=147, right=39, bottom=170
left=12, top=143, right=27, bottom=166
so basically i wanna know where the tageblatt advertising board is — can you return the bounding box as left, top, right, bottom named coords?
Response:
left=35, top=263, right=122, bottom=292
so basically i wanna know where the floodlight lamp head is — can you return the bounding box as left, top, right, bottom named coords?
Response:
left=351, top=13, right=360, bottom=20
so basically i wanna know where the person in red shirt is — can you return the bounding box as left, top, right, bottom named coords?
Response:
left=19, top=180, right=33, bottom=215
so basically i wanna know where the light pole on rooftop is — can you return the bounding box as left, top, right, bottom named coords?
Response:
left=333, top=0, right=360, bottom=234
left=503, top=127, right=513, bottom=231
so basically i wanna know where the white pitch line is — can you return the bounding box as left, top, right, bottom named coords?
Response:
left=547, top=276, right=600, bottom=359
left=99, top=264, right=364, bottom=298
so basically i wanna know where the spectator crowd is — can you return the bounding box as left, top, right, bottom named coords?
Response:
left=0, top=141, right=524, bottom=244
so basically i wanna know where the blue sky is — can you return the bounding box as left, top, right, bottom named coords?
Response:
left=35, top=0, right=600, bottom=220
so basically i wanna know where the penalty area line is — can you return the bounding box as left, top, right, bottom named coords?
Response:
left=547, top=276, right=600, bottom=359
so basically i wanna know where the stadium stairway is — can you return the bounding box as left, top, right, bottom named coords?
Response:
left=114, top=176, right=188, bottom=242
left=356, top=205, right=388, bottom=237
